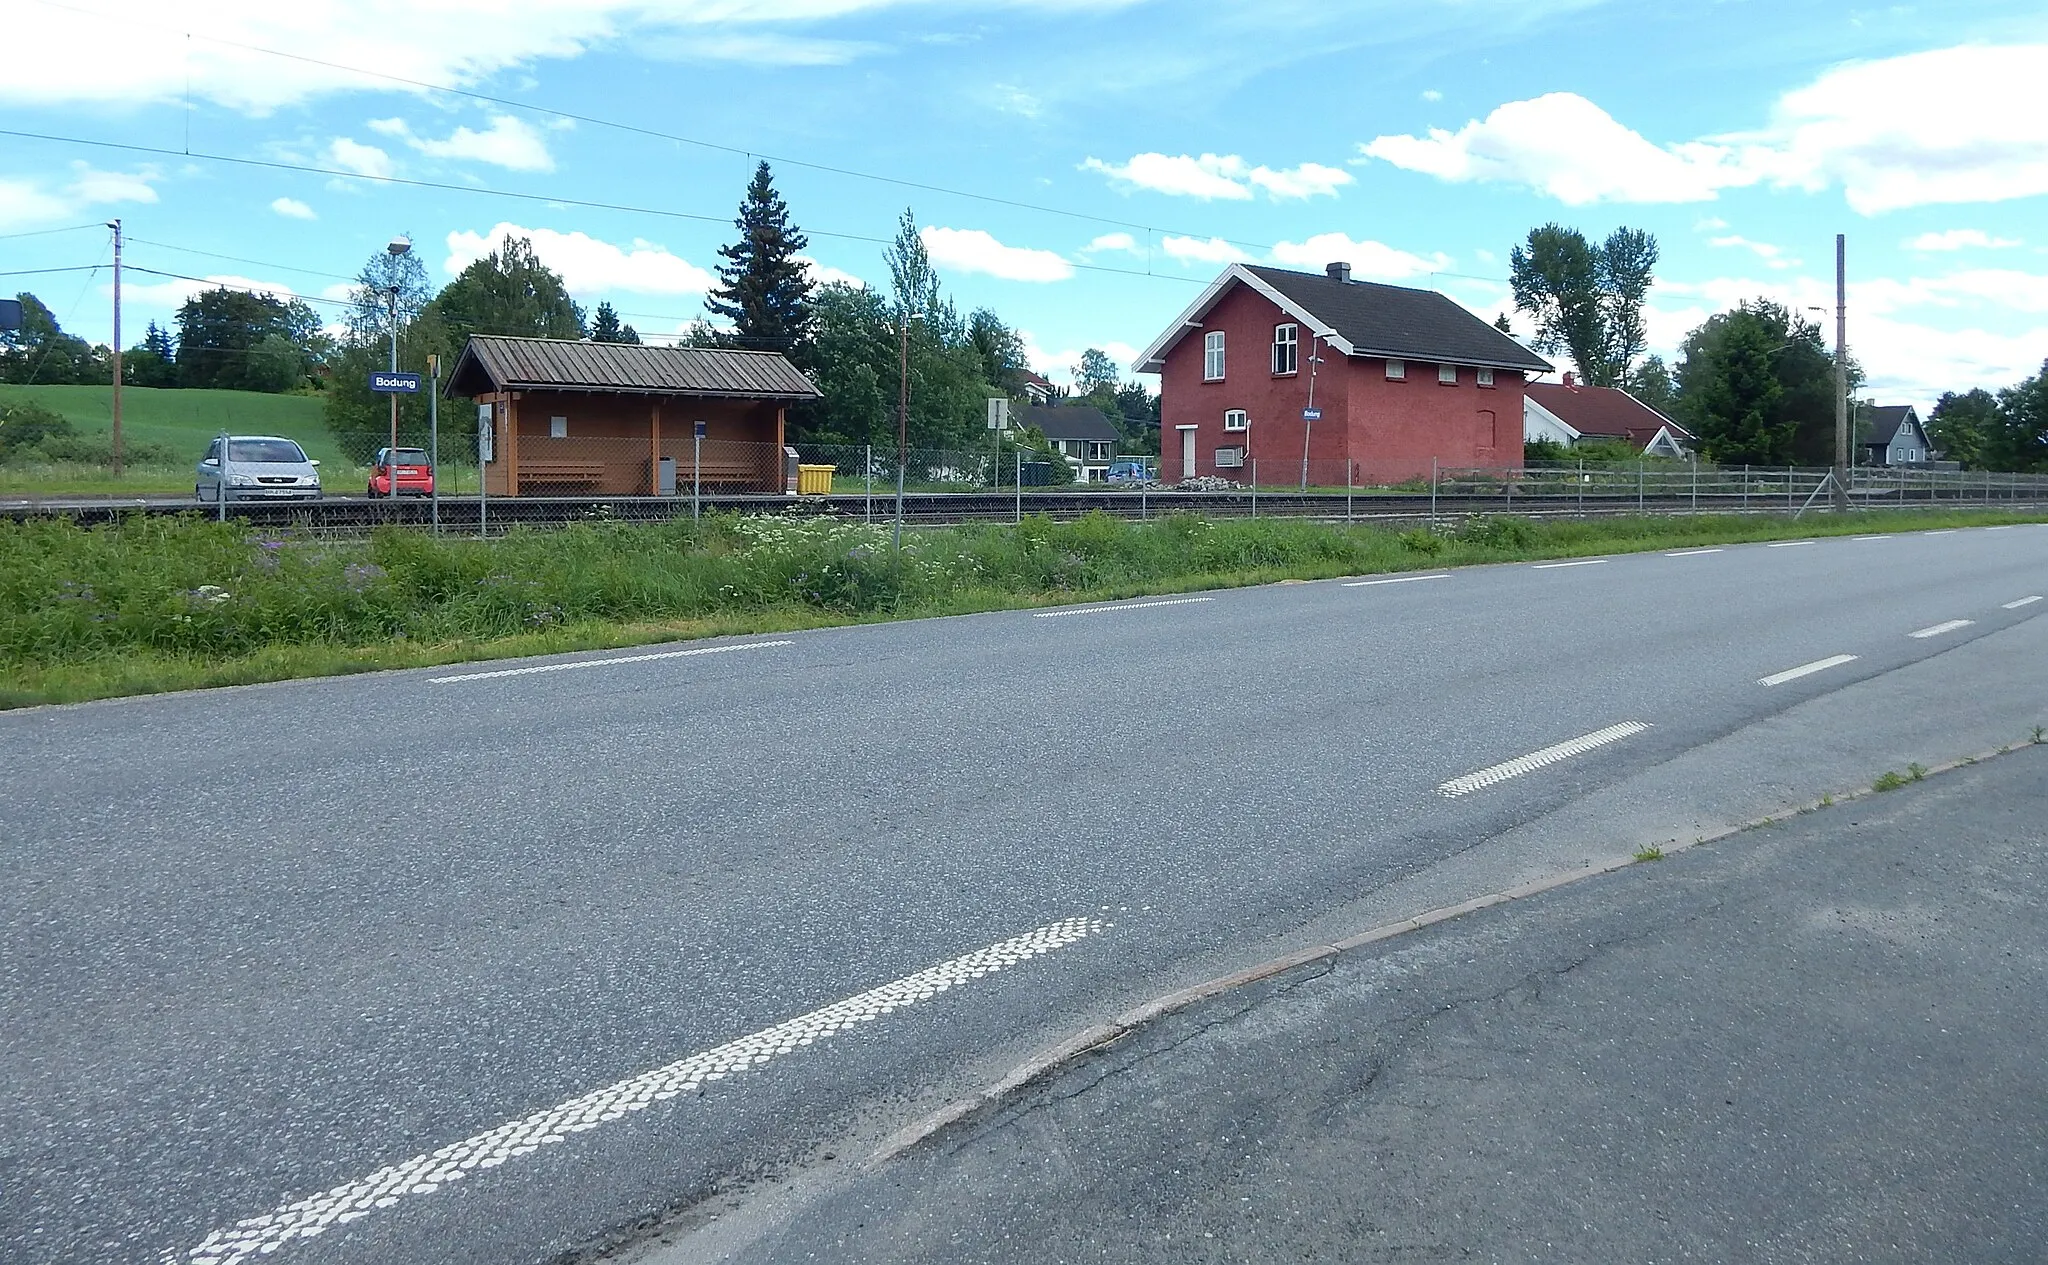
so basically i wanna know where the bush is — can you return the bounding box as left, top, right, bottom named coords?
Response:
left=1454, top=515, right=1538, bottom=549
left=0, top=400, right=73, bottom=459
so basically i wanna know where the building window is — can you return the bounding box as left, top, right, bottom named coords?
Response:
left=1438, top=364, right=1458, bottom=385
left=1223, top=409, right=1248, bottom=432
left=549, top=416, right=569, bottom=438
left=1272, top=323, right=1298, bottom=375
left=1477, top=367, right=1495, bottom=387
left=1385, top=358, right=1405, bottom=380
left=1204, top=331, right=1226, bottom=381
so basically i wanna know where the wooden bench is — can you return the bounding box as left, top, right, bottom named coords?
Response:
left=516, top=460, right=607, bottom=493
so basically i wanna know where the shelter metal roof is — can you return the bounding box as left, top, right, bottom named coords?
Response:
left=446, top=336, right=820, bottom=400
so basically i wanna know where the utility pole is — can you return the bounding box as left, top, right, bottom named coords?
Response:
left=1833, top=233, right=1849, bottom=510
left=108, top=219, right=123, bottom=477
left=895, top=310, right=911, bottom=551
left=385, top=236, right=412, bottom=503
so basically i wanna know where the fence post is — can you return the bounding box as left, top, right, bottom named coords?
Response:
left=1430, top=458, right=1438, bottom=524
left=1637, top=462, right=1644, bottom=513
left=865, top=443, right=872, bottom=524
left=1346, top=458, right=1354, bottom=523
left=1015, top=450, right=1021, bottom=524
left=1506, top=463, right=1514, bottom=514
left=1742, top=464, right=1749, bottom=510
left=1690, top=456, right=1698, bottom=512
left=1787, top=465, right=1795, bottom=511
left=1576, top=458, right=1583, bottom=514
left=1251, top=459, right=1258, bottom=518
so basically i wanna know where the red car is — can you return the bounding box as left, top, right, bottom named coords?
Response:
left=367, top=447, right=435, bottom=497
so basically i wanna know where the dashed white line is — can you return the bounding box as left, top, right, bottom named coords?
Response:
left=1531, top=559, right=1607, bottom=570
left=1852, top=535, right=1893, bottom=541
left=167, top=917, right=1108, bottom=1265
left=1436, top=721, right=1652, bottom=798
left=1666, top=548, right=1724, bottom=557
left=1032, top=597, right=1214, bottom=618
left=428, top=641, right=791, bottom=683
left=1758, top=654, right=1858, bottom=687
left=1341, top=573, right=1450, bottom=588
left=1909, top=619, right=1974, bottom=639
left=1983, top=525, right=2015, bottom=531
left=1923, top=529, right=1957, bottom=536
left=2005, top=596, right=2044, bottom=609
left=1765, top=540, right=1815, bottom=548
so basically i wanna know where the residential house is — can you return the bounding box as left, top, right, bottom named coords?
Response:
left=1024, top=403, right=1120, bottom=482
left=1861, top=405, right=1937, bottom=467
left=1021, top=370, right=1060, bottom=406
left=445, top=336, right=820, bottom=496
left=1524, top=376, right=1694, bottom=457
left=1136, top=262, right=1553, bottom=483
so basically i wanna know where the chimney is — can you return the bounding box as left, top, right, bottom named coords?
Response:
left=1326, top=261, right=1351, bottom=283
left=1562, top=371, right=1576, bottom=389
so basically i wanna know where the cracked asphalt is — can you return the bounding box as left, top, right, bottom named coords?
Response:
left=690, top=744, right=2048, bottom=1265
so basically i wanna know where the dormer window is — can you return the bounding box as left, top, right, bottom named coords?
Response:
left=1203, top=331, right=1225, bottom=381
left=1272, top=323, right=1298, bottom=375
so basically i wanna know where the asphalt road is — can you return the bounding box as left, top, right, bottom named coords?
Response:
left=706, top=744, right=2048, bottom=1265
left=2, top=523, right=2045, bottom=1264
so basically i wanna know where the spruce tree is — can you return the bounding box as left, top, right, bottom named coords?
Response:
left=707, top=162, right=814, bottom=357
left=589, top=301, right=641, bottom=344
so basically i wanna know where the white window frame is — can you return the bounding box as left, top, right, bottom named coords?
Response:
left=1272, top=323, right=1299, bottom=376
left=1203, top=331, right=1226, bottom=381
left=1223, top=408, right=1248, bottom=433
left=1385, top=358, right=1405, bottom=381
left=1438, top=364, right=1458, bottom=385
left=1476, top=367, right=1495, bottom=387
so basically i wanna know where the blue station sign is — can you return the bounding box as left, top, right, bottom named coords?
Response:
left=369, top=372, right=422, bottom=394
left=1302, top=406, right=1323, bottom=421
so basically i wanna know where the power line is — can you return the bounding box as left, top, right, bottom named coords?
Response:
left=24, top=0, right=1279, bottom=253
left=0, top=265, right=109, bottom=277
left=124, top=265, right=357, bottom=309
left=126, top=237, right=359, bottom=285
left=0, top=222, right=107, bottom=243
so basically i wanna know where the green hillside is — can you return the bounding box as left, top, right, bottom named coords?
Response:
left=0, top=384, right=344, bottom=466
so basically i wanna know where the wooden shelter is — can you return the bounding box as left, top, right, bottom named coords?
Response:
left=444, top=336, right=821, bottom=496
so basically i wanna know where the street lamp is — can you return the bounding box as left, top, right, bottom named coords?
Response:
left=384, top=236, right=412, bottom=502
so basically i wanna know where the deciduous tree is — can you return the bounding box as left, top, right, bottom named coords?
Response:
left=1510, top=223, right=1659, bottom=387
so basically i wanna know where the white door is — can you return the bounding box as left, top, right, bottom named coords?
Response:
left=1180, top=427, right=1197, bottom=479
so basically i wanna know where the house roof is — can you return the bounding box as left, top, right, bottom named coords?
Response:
left=1524, top=382, right=1692, bottom=446
left=1135, top=264, right=1553, bottom=375
left=1865, top=405, right=1922, bottom=447
left=1023, top=403, right=1120, bottom=442
left=445, top=335, right=821, bottom=400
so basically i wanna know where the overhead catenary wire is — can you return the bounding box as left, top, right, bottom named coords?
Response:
left=0, top=222, right=108, bottom=243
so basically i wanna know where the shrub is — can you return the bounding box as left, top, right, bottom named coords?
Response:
left=1454, top=515, right=1538, bottom=550
left=0, top=400, right=74, bottom=460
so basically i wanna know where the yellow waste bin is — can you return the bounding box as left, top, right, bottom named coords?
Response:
left=797, top=464, right=836, bottom=496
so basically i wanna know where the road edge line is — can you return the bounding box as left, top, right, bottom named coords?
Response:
left=866, top=733, right=2042, bottom=1168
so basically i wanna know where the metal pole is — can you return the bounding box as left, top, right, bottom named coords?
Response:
left=216, top=428, right=228, bottom=523
left=693, top=428, right=702, bottom=523
left=1637, top=462, right=1644, bottom=513
left=1430, top=457, right=1437, bottom=523
left=1833, top=233, right=1850, bottom=510
left=1788, top=465, right=1795, bottom=511
left=388, top=287, right=400, bottom=503
left=109, top=218, right=123, bottom=477
left=1577, top=458, right=1584, bottom=513
left=895, top=314, right=909, bottom=552
left=1251, top=459, right=1258, bottom=518
left=1015, top=450, right=1021, bottom=524
left=1743, top=464, right=1750, bottom=510
left=478, top=403, right=489, bottom=539
left=1346, top=458, right=1353, bottom=522
left=428, top=354, right=440, bottom=535
left=865, top=443, right=872, bottom=523
left=1691, top=454, right=1698, bottom=512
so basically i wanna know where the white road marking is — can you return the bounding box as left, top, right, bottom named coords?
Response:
left=428, top=641, right=791, bottom=683
left=1032, top=597, right=1214, bottom=618
left=2004, top=596, right=2044, bottom=609
left=168, top=918, right=1107, bottom=1265
left=1765, top=540, right=1815, bottom=548
left=1909, top=619, right=1974, bottom=639
left=1666, top=548, right=1724, bottom=557
left=1341, top=573, right=1450, bottom=588
left=1758, top=654, right=1859, bottom=687
left=1852, top=535, right=1893, bottom=541
left=1983, top=525, right=2015, bottom=531
left=1923, top=529, right=1957, bottom=535
left=1530, top=559, right=1606, bottom=570
left=1436, top=721, right=1651, bottom=798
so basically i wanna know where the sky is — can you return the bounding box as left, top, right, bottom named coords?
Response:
left=3, top=0, right=2046, bottom=408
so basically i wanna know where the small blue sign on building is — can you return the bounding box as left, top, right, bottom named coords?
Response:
left=369, top=372, right=422, bottom=394
left=1302, top=406, right=1323, bottom=421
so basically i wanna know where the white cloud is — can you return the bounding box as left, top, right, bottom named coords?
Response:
left=378, top=115, right=557, bottom=172
left=1269, top=232, right=1448, bottom=280
left=1361, top=92, right=1749, bottom=205
left=1081, top=152, right=1352, bottom=201
left=1694, top=216, right=1730, bottom=231
left=1905, top=229, right=2021, bottom=252
left=1420, top=89, right=1442, bottom=102
left=118, top=272, right=299, bottom=310
left=0, top=163, right=158, bottom=232
left=325, top=138, right=395, bottom=179
left=444, top=223, right=714, bottom=296
left=1708, top=234, right=1799, bottom=270
left=1021, top=331, right=1143, bottom=384
left=1160, top=235, right=1251, bottom=265
left=919, top=227, right=1074, bottom=283
left=1082, top=232, right=1140, bottom=255
left=798, top=256, right=864, bottom=288
left=270, top=196, right=316, bottom=220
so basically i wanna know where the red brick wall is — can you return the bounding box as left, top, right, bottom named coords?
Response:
left=1157, top=281, right=1526, bottom=485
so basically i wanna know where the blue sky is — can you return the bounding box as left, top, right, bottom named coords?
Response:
left=5, top=0, right=2046, bottom=407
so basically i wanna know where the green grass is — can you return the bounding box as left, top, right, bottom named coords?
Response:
left=1633, top=844, right=1666, bottom=862
left=1873, top=771, right=1908, bottom=792
left=2, top=505, right=2042, bottom=709
left=0, top=384, right=347, bottom=492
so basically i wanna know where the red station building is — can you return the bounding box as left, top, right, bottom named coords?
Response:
left=1136, top=262, right=1553, bottom=484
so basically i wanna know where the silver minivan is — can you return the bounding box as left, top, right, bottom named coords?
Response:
left=195, top=435, right=323, bottom=502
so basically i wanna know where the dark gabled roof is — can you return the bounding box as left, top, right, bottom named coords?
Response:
left=1865, top=405, right=1922, bottom=447
left=1023, top=403, right=1120, bottom=442
left=445, top=335, right=820, bottom=400
left=1525, top=382, right=1692, bottom=444
left=1240, top=266, right=1553, bottom=373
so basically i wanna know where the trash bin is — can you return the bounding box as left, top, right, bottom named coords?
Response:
left=797, top=464, right=836, bottom=496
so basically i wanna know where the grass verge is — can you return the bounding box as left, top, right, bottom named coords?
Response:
left=3, top=505, right=2041, bottom=709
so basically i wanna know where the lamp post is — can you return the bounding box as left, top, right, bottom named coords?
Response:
left=384, top=235, right=411, bottom=502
